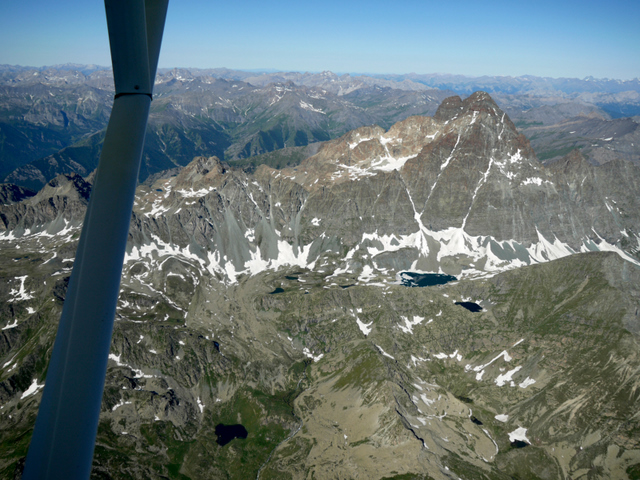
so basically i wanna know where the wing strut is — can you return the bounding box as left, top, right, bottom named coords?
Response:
left=23, top=1, right=168, bottom=478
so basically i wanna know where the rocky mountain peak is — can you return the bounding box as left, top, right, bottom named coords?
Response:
left=34, top=173, right=92, bottom=204
left=433, top=91, right=508, bottom=125
left=433, top=94, right=464, bottom=121
left=463, top=90, right=502, bottom=113
left=548, top=148, right=590, bottom=174
left=174, top=156, right=227, bottom=188
left=0, top=173, right=91, bottom=234
left=266, top=91, right=535, bottom=199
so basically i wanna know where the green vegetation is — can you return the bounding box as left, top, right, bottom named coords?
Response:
left=628, top=463, right=640, bottom=480
left=180, top=388, right=296, bottom=479
left=0, top=430, right=31, bottom=479
left=537, top=144, right=582, bottom=161
left=515, top=121, right=544, bottom=128
left=332, top=344, right=385, bottom=390
left=230, top=145, right=312, bottom=171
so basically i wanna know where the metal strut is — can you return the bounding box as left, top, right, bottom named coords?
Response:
left=22, top=1, right=168, bottom=478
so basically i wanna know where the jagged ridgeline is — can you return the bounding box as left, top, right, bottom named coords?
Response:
left=1, top=92, right=640, bottom=479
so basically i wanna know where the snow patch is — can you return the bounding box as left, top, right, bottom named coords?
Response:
left=112, top=399, right=132, bottom=411
left=356, top=318, right=373, bottom=336
left=8, top=276, right=34, bottom=303
left=398, top=315, right=425, bottom=334
left=519, top=377, right=536, bottom=388
left=375, top=344, right=395, bottom=360
left=508, top=427, right=530, bottom=444
left=495, top=366, right=522, bottom=387
left=177, top=186, right=215, bottom=198
left=299, top=100, right=325, bottom=114
left=467, top=350, right=512, bottom=381
left=302, top=347, right=324, bottom=362
left=21, top=379, right=44, bottom=399
left=348, top=137, right=372, bottom=149
left=2, top=320, right=18, bottom=331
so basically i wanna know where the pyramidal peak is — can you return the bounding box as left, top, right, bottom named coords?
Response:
left=174, top=156, right=227, bottom=189
left=433, top=90, right=525, bottom=152
left=266, top=91, right=535, bottom=192
left=434, top=91, right=501, bottom=122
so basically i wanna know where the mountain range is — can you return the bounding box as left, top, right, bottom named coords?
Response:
left=1, top=91, right=640, bottom=479
left=2, top=66, right=640, bottom=192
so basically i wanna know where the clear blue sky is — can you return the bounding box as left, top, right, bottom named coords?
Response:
left=1, top=0, right=639, bottom=79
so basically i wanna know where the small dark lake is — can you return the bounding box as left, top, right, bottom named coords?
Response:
left=215, top=423, right=248, bottom=446
left=269, top=287, right=284, bottom=294
left=455, top=301, right=482, bottom=312
left=470, top=416, right=483, bottom=425
left=399, top=272, right=457, bottom=287
left=510, top=440, right=529, bottom=449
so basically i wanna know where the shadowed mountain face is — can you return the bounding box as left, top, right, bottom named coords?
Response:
left=0, top=184, right=35, bottom=206
left=1, top=92, right=640, bottom=479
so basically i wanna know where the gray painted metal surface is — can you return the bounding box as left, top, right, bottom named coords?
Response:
left=22, top=1, right=168, bottom=478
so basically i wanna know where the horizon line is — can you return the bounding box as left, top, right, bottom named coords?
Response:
left=2, top=63, right=640, bottom=83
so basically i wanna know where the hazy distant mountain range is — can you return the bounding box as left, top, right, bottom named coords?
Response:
left=1, top=64, right=639, bottom=190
